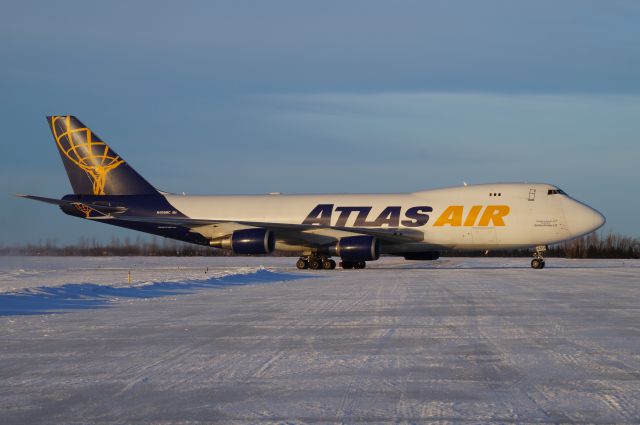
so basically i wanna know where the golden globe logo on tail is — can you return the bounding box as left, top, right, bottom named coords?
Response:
left=50, top=116, right=124, bottom=195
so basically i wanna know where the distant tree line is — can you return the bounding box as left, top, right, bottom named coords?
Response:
left=0, top=236, right=219, bottom=257
left=1, top=231, right=638, bottom=259
left=0, top=235, right=299, bottom=257
left=443, top=231, right=639, bottom=259
left=549, top=231, right=639, bottom=259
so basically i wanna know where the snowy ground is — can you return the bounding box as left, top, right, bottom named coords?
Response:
left=1, top=256, right=639, bottom=424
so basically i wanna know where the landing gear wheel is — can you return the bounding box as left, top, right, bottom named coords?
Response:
left=531, top=258, right=544, bottom=269
left=323, top=259, right=336, bottom=270
left=354, top=261, right=366, bottom=269
left=531, top=245, right=547, bottom=269
left=341, top=261, right=354, bottom=269
left=299, top=256, right=337, bottom=270
left=309, top=258, right=322, bottom=270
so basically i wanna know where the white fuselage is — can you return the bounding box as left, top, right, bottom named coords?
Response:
left=165, top=183, right=605, bottom=254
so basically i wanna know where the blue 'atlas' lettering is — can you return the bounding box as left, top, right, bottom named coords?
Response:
left=302, top=204, right=432, bottom=227
left=335, top=206, right=371, bottom=227
left=401, top=206, right=432, bottom=227
left=302, top=204, right=333, bottom=226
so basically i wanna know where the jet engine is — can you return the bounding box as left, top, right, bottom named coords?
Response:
left=329, top=235, right=380, bottom=261
left=210, top=228, right=275, bottom=254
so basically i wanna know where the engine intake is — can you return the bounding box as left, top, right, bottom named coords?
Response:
left=330, top=235, right=380, bottom=261
left=210, top=228, right=275, bottom=254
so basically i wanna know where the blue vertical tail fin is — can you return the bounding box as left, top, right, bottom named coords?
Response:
left=47, top=116, right=158, bottom=195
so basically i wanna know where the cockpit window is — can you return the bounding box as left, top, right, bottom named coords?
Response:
left=547, top=189, right=567, bottom=195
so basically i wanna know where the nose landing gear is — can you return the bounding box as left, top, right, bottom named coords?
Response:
left=531, top=258, right=545, bottom=269
left=531, top=245, right=547, bottom=269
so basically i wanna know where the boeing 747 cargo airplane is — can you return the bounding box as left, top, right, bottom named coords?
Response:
left=19, top=116, right=605, bottom=269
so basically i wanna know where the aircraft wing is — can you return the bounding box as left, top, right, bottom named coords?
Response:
left=17, top=194, right=424, bottom=247
left=91, top=214, right=425, bottom=244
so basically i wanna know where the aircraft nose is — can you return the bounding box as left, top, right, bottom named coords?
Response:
left=567, top=202, right=605, bottom=236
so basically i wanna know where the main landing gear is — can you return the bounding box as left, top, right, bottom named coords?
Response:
left=531, top=245, right=547, bottom=269
left=340, top=260, right=367, bottom=269
left=296, top=255, right=366, bottom=270
left=296, top=255, right=336, bottom=270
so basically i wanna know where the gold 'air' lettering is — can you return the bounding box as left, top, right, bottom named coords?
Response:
left=478, top=205, right=510, bottom=226
left=434, top=205, right=510, bottom=227
left=433, top=206, right=464, bottom=227
left=463, top=205, right=483, bottom=226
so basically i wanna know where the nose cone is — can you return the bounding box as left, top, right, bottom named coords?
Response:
left=567, top=202, right=606, bottom=237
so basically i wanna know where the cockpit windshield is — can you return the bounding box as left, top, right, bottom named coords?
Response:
left=547, top=189, right=567, bottom=195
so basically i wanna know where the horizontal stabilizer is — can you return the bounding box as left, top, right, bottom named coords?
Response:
left=16, top=194, right=128, bottom=215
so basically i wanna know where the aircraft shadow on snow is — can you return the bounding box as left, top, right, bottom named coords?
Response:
left=0, top=269, right=309, bottom=316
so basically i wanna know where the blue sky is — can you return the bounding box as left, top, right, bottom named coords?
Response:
left=1, top=0, right=639, bottom=244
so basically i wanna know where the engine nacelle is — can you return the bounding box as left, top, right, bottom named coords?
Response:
left=210, top=228, right=275, bottom=254
left=330, top=235, right=380, bottom=261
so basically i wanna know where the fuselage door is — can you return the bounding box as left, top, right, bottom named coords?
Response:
left=528, top=188, right=536, bottom=201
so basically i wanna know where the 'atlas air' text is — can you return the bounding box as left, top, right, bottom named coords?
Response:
left=302, top=204, right=510, bottom=228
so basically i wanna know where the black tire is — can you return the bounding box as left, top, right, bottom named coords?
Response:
left=531, top=258, right=543, bottom=269
left=354, top=261, right=366, bottom=269
left=328, top=259, right=337, bottom=269
left=540, top=260, right=546, bottom=269
left=341, top=261, right=354, bottom=269
left=309, top=259, right=322, bottom=270
left=296, top=259, right=308, bottom=270
left=322, top=259, right=333, bottom=270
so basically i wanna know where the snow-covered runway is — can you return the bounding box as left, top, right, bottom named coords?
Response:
left=1, top=257, right=639, bottom=424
